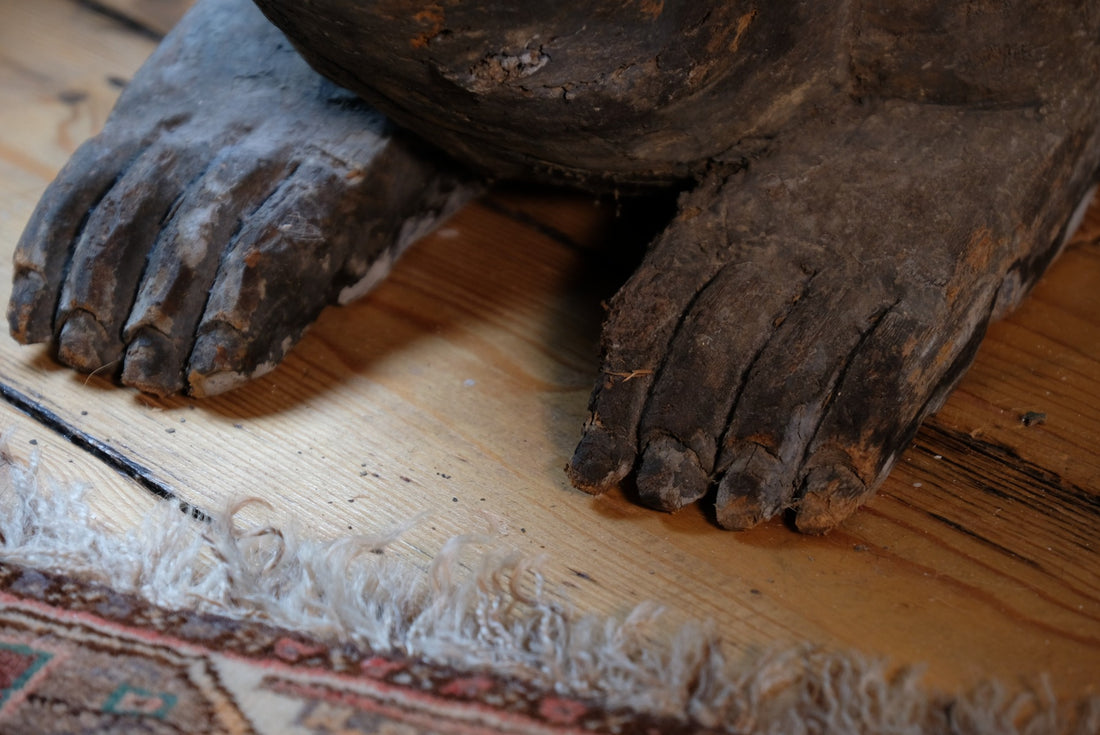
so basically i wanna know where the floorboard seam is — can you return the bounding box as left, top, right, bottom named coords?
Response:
left=0, top=381, right=208, bottom=521
left=480, top=196, right=589, bottom=252
left=73, top=0, right=166, bottom=42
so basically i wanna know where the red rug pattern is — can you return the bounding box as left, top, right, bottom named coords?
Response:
left=0, top=563, right=716, bottom=734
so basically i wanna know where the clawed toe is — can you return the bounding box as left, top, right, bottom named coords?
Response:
left=186, top=323, right=259, bottom=397
left=636, top=435, right=710, bottom=511
left=56, top=311, right=117, bottom=372
left=121, top=330, right=182, bottom=394
left=795, top=464, right=868, bottom=535
left=713, top=444, right=783, bottom=531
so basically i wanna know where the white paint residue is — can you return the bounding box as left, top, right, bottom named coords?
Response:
left=339, top=183, right=481, bottom=305
left=1063, top=184, right=1098, bottom=247
left=338, top=250, right=395, bottom=305
left=189, top=361, right=277, bottom=397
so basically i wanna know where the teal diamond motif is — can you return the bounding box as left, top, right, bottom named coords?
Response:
left=103, top=683, right=178, bottom=720
left=0, top=642, right=54, bottom=709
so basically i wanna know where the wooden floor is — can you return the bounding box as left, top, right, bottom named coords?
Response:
left=1, top=0, right=1098, bottom=699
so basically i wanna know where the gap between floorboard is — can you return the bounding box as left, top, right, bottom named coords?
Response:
left=0, top=382, right=209, bottom=521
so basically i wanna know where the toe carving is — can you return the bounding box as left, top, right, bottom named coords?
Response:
left=571, top=101, right=1100, bottom=532
left=11, top=0, right=480, bottom=398
left=636, top=435, right=710, bottom=512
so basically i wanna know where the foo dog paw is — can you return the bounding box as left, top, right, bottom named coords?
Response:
left=9, top=0, right=478, bottom=397
left=569, top=105, right=1097, bottom=532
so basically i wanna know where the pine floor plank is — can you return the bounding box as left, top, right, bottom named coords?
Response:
left=0, top=400, right=163, bottom=536
left=86, top=0, right=194, bottom=35
left=1, top=0, right=1097, bottom=698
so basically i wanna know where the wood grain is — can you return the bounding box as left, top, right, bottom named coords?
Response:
left=85, top=0, right=194, bottom=36
left=0, top=0, right=1097, bottom=699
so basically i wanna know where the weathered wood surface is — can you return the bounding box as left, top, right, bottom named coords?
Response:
left=0, top=0, right=1097, bottom=698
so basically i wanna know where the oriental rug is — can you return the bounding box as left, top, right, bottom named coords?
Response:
left=0, top=441, right=1096, bottom=734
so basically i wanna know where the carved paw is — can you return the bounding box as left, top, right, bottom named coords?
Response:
left=8, top=0, right=477, bottom=396
left=569, top=104, right=1098, bottom=532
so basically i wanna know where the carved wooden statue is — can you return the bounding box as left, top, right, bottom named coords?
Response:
left=9, top=0, right=1100, bottom=532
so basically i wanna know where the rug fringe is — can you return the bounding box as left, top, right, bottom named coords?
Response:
left=0, top=439, right=1096, bottom=734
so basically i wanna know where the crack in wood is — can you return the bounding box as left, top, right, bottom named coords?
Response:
left=479, top=196, right=588, bottom=253
left=0, top=382, right=209, bottom=522
left=74, top=0, right=167, bottom=41
left=925, top=510, right=1040, bottom=568
left=920, top=422, right=1100, bottom=519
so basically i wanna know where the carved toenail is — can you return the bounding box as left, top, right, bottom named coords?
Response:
left=713, top=442, right=786, bottom=529
left=7, top=271, right=51, bottom=343
left=56, top=311, right=118, bottom=374
left=567, top=426, right=634, bottom=495
left=795, top=464, right=867, bottom=535
left=187, top=324, right=275, bottom=397
left=636, top=435, right=708, bottom=511
left=122, top=330, right=183, bottom=396
left=714, top=492, right=766, bottom=531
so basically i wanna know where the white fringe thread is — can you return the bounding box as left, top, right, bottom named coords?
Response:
left=0, top=439, right=1096, bottom=735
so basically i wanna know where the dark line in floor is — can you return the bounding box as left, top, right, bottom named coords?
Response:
left=480, top=196, right=588, bottom=252
left=74, top=0, right=166, bottom=42
left=926, top=510, right=1039, bottom=568
left=921, top=421, right=1100, bottom=517
left=0, top=382, right=209, bottom=522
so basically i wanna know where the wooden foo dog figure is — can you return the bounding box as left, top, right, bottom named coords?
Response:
left=9, top=0, right=1100, bottom=532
